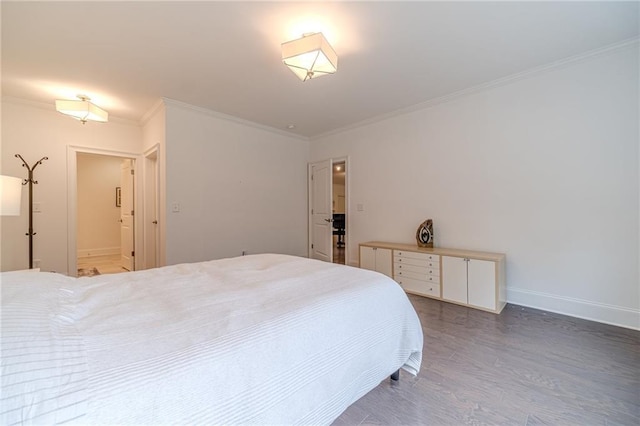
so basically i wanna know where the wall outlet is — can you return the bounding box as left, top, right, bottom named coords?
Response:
left=242, top=250, right=247, bottom=256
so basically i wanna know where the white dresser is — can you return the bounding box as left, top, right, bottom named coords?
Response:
left=394, top=250, right=440, bottom=298
left=359, top=241, right=506, bottom=314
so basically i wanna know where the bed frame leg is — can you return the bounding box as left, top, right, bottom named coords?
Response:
left=390, top=369, right=400, bottom=381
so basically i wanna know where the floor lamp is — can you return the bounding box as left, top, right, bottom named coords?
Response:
left=15, top=154, right=48, bottom=269
left=1, top=174, right=24, bottom=269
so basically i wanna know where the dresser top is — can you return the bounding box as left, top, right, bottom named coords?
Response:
left=360, top=241, right=505, bottom=262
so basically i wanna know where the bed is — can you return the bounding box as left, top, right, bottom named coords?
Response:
left=1, top=253, right=423, bottom=425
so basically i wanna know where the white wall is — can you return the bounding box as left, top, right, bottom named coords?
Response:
left=310, top=44, right=639, bottom=329
left=164, top=100, right=310, bottom=264
left=76, top=153, right=122, bottom=257
left=1, top=99, right=143, bottom=273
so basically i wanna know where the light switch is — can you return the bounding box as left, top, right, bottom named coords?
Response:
left=171, top=203, right=180, bottom=213
left=33, top=203, right=42, bottom=213
left=357, top=203, right=364, bottom=212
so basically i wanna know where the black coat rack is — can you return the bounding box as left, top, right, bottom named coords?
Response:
left=15, top=154, right=48, bottom=269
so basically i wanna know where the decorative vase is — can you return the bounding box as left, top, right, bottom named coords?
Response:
left=416, top=219, right=434, bottom=248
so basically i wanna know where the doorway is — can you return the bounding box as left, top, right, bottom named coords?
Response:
left=308, top=157, right=349, bottom=266
left=75, top=153, right=135, bottom=276
left=143, top=145, right=160, bottom=270
left=332, top=161, right=346, bottom=264
left=67, top=146, right=143, bottom=277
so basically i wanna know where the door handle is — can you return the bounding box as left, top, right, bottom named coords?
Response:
left=324, top=218, right=334, bottom=223
left=152, top=220, right=158, bottom=224
left=119, top=219, right=123, bottom=223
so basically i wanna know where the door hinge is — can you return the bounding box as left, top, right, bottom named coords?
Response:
left=131, top=169, right=134, bottom=175
left=311, top=174, right=313, bottom=181
left=131, top=210, right=134, bottom=216
left=311, top=209, right=314, bottom=214
left=131, top=251, right=135, bottom=257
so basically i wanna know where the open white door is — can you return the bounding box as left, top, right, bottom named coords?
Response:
left=120, top=159, right=135, bottom=271
left=309, top=159, right=332, bottom=262
left=144, top=148, right=159, bottom=269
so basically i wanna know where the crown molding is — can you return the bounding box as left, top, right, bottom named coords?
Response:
left=311, top=37, right=640, bottom=141
left=161, top=97, right=310, bottom=142
left=140, top=98, right=166, bottom=126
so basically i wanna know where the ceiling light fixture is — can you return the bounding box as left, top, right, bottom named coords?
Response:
left=55, top=95, right=108, bottom=124
left=282, top=32, right=337, bottom=82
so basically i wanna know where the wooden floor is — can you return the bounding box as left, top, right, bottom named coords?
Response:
left=77, top=254, right=128, bottom=275
left=333, top=245, right=345, bottom=264
left=334, top=295, right=640, bottom=425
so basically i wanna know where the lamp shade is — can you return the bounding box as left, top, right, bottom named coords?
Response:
left=0, top=175, right=23, bottom=216
left=282, top=32, right=338, bottom=81
left=56, top=96, right=108, bottom=123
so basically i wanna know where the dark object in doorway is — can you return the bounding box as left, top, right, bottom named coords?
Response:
left=78, top=267, right=100, bottom=277
left=333, top=213, right=345, bottom=248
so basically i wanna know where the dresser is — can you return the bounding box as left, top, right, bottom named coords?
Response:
left=359, top=241, right=506, bottom=314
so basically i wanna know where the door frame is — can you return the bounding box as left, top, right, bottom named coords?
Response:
left=308, top=156, right=350, bottom=266
left=143, top=144, right=161, bottom=269
left=67, top=145, right=144, bottom=276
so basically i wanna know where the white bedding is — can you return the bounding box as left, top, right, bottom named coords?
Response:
left=1, top=254, right=423, bottom=425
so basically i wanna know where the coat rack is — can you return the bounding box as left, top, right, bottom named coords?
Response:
left=15, top=154, right=48, bottom=269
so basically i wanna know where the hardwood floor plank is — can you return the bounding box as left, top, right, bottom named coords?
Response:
left=333, top=295, right=640, bottom=426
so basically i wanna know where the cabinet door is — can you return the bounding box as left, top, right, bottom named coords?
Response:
left=468, top=259, right=496, bottom=310
left=375, top=248, right=393, bottom=278
left=442, top=256, right=467, bottom=304
left=359, top=246, right=376, bottom=271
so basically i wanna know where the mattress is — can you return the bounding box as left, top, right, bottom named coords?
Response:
left=1, top=254, right=423, bottom=425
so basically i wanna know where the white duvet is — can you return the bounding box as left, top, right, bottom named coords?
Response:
left=1, top=254, right=423, bottom=425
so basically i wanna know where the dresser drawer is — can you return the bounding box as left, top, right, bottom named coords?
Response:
left=394, top=255, right=439, bottom=269
left=393, top=252, right=440, bottom=268
left=396, top=277, right=441, bottom=298
left=394, top=262, right=428, bottom=275
left=395, top=250, right=439, bottom=262
left=394, top=262, right=439, bottom=277
left=394, top=269, right=440, bottom=283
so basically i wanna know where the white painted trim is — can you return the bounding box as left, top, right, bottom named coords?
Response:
left=507, top=287, right=640, bottom=331
left=140, top=98, right=165, bottom=126
left=77, top=247, right=120, bottom=258
left=311, top=38, right=640, bottom=140
left=162, top=97, right=309, bottom=142
left=143, top=144, right=162, bottom=269
left=67, top=146, right=144, bottom=277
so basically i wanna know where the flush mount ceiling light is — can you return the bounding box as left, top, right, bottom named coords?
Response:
left=282, top=32, right=337, bottom=82
left=55, top=95, right=108, bottom=124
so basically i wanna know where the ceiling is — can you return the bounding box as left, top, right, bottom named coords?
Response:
left=2, top=1, right=638, bottom=138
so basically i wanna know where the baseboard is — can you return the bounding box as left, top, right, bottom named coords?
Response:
left=78, top=247, right=120, bottom=258
left=507, top=287, right=640, bottom=331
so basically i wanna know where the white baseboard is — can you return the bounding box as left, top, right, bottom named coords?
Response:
left=78, top=247, right=120, bottom=258
left=507, top=287, right=640, bottom=331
